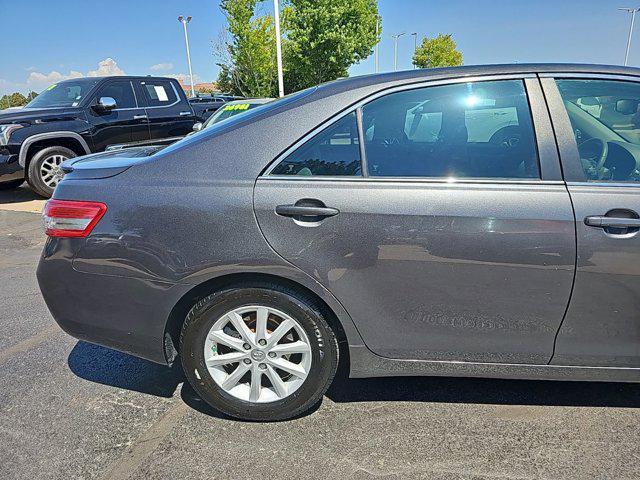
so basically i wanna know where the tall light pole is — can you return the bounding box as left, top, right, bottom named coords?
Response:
left=375, top=16, right=380, bottom=73
left=391, top=32, right=406, bottom=71
left=178, top=15, right=195, bottom=97
left=411, top=32, right=418, bottom=69
left=619, top=7, right=640, bottom=66
left=273, top=0, right=285, bottom=98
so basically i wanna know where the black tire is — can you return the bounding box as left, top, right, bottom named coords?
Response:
left=180, top=284, right=339, bottom=421
left=27, top=146, right=77, bottom=198
left=0, top=179, right=24, bottom=190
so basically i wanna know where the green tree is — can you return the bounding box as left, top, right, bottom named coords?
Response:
left=216, top=0, right=278, bottom=97
left=284, top=0, right=380, bottom=92
left=0, top=92, right=29, bottom=109
left=216, top=0, right=380, bottom=96
left=412, top=34, right=463, bottom=69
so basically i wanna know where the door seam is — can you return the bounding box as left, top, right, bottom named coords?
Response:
left=537, top=73, right=579, bottom=365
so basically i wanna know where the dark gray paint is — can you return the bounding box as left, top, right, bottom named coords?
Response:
left=37, top=64, right=640, bottom=382
left=254, top=179, right=575, bottom=364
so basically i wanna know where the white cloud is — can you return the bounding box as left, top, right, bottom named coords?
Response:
left=166, top=73, right=202, bottom=84
left=150, top=62, right=173, bottom=71
left=1, top=59, right=127, bottom=95
left=87, top=58, right=125, bottom=77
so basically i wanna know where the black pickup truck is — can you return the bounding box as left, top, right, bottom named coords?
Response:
left=0, top=75, right=221, bottom=197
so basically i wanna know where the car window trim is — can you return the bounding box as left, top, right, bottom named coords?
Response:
left=138, top=80, right=182, bottom=109
left=540, top=73, right=640, bottom=184
left=92, top=79, right=139, bottom=111
left=263, top=73, right=554, bottom=182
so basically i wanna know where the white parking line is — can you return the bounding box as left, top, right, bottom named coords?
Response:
left=100, top=400, right=189, bottom=480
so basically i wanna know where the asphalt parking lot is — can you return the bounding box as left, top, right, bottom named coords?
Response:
left=1, top=185, right=640, bottom=480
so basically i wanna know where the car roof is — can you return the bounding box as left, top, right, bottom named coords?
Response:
left=314, top=63, right=640, bottom=97
left=57, top=75, right=180, bottom=83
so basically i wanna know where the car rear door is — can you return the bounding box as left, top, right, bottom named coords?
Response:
left=87, top=79, right=149, bottom=151
left=134, top=79, right=195, bottom=141
left=254, top=75, right=576, bottom=364
left=542, top=75, right=640, bottom=367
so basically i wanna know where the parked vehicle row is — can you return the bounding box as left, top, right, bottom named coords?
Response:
left=38, top=64, right=640, bottom=421
left=0, top=76, right=233, bottom=197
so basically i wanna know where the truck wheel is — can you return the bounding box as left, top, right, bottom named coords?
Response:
left=0, top=179, right=24, bottom=190
left=27, top=146, right=77, bottom=198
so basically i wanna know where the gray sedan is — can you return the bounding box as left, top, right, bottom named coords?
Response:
left=38, top=63, right=640, bottom=421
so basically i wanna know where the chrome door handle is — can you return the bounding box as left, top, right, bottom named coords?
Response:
left=585, top=216, right=640, bottom=228
left=179, top=111, right=192, bottom=116
left=133, top=114, right=147, bottom=120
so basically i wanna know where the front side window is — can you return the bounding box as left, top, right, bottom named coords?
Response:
left=271, top=112, right=361, bottom=176
left=141, top=80, right=178, bottom=107
left=95, top=80, right=136, bottom=109
left=556, top=79, right=640, bottom=182
left=361, top=80, right=539, bottom=179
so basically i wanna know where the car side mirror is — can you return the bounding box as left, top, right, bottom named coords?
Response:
left=94, top=97, right=117, bottom=112
left=192, top=122, right=203, bottom=132
left=616, top=99, right=639, bottom=115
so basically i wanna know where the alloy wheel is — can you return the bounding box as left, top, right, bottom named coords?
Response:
left=203, top=305, right=312, bottom=403
left=39, top=154, right=68, bottom=188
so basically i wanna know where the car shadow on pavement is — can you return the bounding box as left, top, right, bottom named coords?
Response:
left=68, top=341, right=184, bottom=398
left=68, top=341, right=640, bottom=420
left=325, top=374, right=640, bottom=408
left=0, top=183, right=40, bottom=203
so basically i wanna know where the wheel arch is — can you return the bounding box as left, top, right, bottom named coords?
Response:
left=163, top=272, right=363, bottom=373
left=19, top=132, right=91, bottom=169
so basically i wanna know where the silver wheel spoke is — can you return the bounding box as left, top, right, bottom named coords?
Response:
left=255, top=307, right=269, bottom=343
left=209, top=330, right=245, bottom=352
left=265, top=365, right=287, bottom=398
left=221, top=362, right=250, bottom=390
left=267, top=318, right=294, bottom=348
left=204, top=305, right=312, bottom=404
left=270, top=340, right=311, bottom=355
left=227, top=311, right=255, bottom=344
left=206, top=351, right=247, bottom=367
left=268, top=357, right=307, bottom=378
left=249, top=367, right=262, bottom=402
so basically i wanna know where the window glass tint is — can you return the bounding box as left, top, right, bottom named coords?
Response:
left=361, top=80, right=539, bottom=178
left=556, top=79, right=640, bottom=182
left=271, top=112, right=361, bottom=176
left=26, top=79, right=100, bottom=108
left=141, top=80, right=177, bottom=107
left=95, top=80, right=136, bottom=109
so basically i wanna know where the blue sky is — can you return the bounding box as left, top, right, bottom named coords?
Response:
left=0, top=0, right=637, bottom=95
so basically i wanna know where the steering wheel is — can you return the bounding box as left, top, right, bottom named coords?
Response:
left=577, top=137, right=608, bottom=179
left=489, top=125, right=522, bottom=149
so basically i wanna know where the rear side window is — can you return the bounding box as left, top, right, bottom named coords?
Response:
left=271, top=112, right=361, bottom=176
left=141, top=80, right=178, bottom=107
left=362, top=79, right=539, bottom=179
left=556, top=79, right=640, bottom=182
left=95, top=80, right=136, bottom=109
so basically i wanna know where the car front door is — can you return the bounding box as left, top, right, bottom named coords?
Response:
left=87, top=79, right=149, bottom=151
left=254, top=76, right=576, bottom=364
left=543, top=75, right=640, bottom=367
left=135, top=79, right=195, bottom=141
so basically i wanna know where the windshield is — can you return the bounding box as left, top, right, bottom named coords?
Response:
left=26, top=79, right=100, bottom=108
left=203, top=101, right=269, bottom=128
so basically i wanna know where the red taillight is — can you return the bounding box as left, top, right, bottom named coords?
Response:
left=43, top=199, right=107, bottom=238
